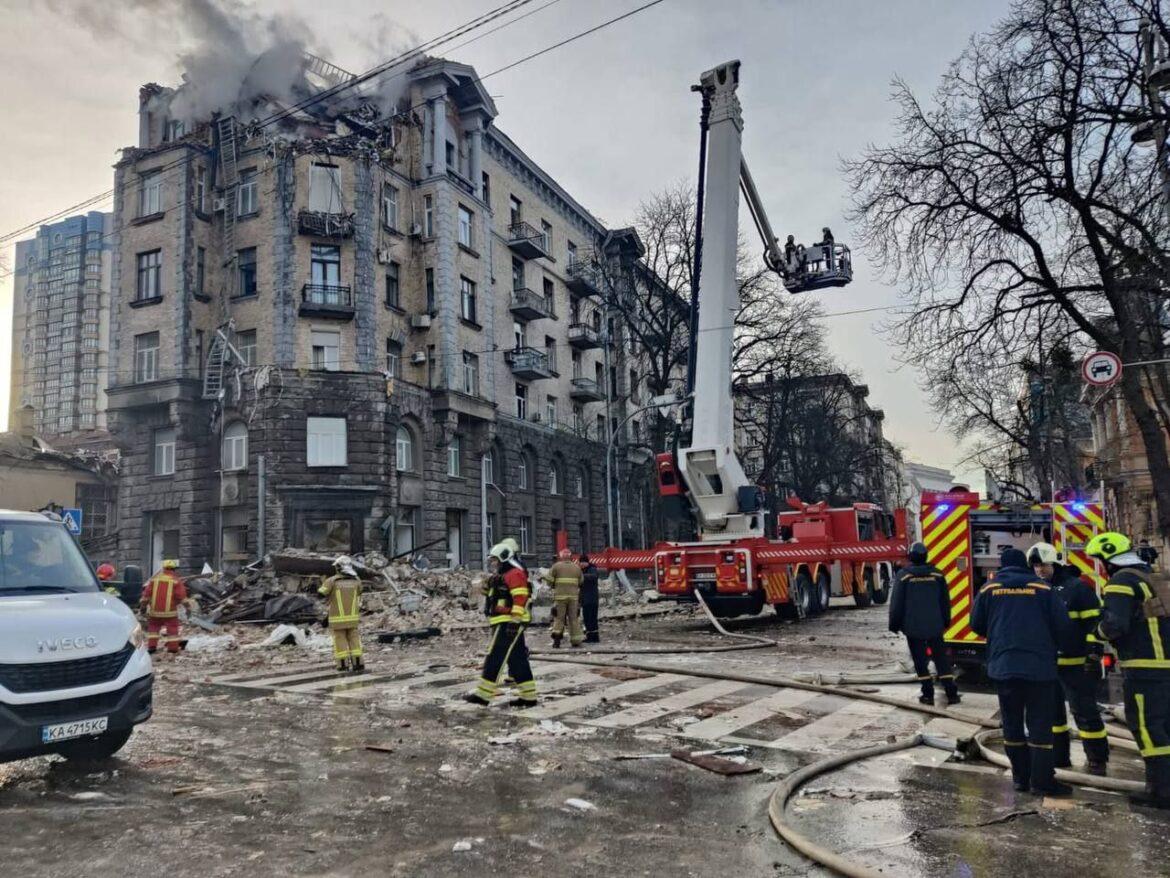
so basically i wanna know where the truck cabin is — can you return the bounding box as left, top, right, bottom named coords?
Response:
left=776, top=501, right=896, bottom=543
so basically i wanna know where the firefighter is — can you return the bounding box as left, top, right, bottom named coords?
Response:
left=971, top=548, right=1077, bottom=796
left=464, top=538, right=537, bottom=707
left=1090, top=531, right=1170, bottom=808
left=545, top=548, right=584, bottom=648
left=96, top=562, right=119, bottom=597
left=140, top=560, right=195, bottom=655
left=888, top=541, right=960, bottom=706
left=579, top=554, right=601, bottom=644
left=319, top=556, right=364, bottom=673
left=1028, top=542, right=1109, bottom=775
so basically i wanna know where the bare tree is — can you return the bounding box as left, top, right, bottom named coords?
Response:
left=847, top=0, right=1170, bottom=537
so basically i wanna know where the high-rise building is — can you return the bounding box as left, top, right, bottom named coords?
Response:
left=108, top=58, right=650, bottom=572
left=10, top=212, right=112, bottom=441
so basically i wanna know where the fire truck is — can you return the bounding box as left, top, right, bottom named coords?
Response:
left=592, top=60, right=909, bottom=621
left=920, top=490, right=1107, bottom=666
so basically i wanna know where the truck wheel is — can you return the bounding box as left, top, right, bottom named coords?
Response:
left=57, top=728, right=133, bottom=763
left=794, top=571, right=821, bottom=617
left=853, top=569, right=874, bottom=608
left=872, top=566, right=891, bottom=605
left=813, top=570, right=831, bottom=615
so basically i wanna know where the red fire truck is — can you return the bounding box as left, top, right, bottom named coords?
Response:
left=596, top=495, right=909, bottom=620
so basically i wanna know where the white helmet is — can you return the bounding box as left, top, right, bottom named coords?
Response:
left=1027, top=542, right=1060, bottom=566
left=489, top=538, right=521, bottom=565
left=333, top=555, right=359, bottom=578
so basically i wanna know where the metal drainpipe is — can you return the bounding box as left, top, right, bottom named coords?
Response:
left=481, top=454, right=489, bottom=570
left=604, top=304, right=615, bottom=547
left=257, top=453, right=266, bottom=560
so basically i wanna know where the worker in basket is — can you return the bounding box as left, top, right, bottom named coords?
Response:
left=319, top=556, right=364, bottom=674
left=464, top=538, right=537, bottom=708
left=1090, top=532, right=1170, bottom=808
left=1028, top=542, right=1109, bottom=776
left=888, top=541, right=960, bottom=706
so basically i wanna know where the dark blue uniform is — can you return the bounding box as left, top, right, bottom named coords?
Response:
left=579, top=561, right=601, bottom=643
left=1099, top=562, right=1170, bottom=802
left=971, top=553, right=1077, bottom=793
left=888, top=563, right=958, bottom=703
left=1050, top=565, right=1108, bottom=769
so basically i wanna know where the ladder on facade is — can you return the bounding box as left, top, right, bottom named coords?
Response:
left=303, top=52, right=356, bottom=89
left=203, top=325, right=247, bottom=400
left=217, top=116, right=240, bottom=297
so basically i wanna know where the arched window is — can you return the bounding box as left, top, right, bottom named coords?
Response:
left=222, top=421, right=248, bottom=471
left=395, top=425, right=414, bottom=472
left=519, top=448, right=536, bottom=492
left=549, top=459, right=562, bottom=495
left=574, top=468, right=584, bottom=499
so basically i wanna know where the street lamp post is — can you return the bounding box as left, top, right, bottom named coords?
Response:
left=605, top=393, right=687, bottom=549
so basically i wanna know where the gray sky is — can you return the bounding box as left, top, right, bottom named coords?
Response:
left=0, top=0, right=1010, bottom=483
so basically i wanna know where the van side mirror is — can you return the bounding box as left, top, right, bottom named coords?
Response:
left=120, top=565, right=144, bottom=606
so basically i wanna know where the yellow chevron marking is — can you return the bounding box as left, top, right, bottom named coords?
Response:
left=1084, top=508, right=1105, bottom=529
left=963, top=631, right=983, bottom=642
left=936, top=539, right=969, bottom=573
left=921, top=505, right=947, bottom=530
left=945, top=566, right=962, bottom=583
left=950, top=593, right=971, bottom=618
left=927, top=519, right=967, bottom=560
left=925, top=506, right=967, bottom=545
left=945, top=616, right=970, bottom=640
left=949, top=579, right=968, bottom=599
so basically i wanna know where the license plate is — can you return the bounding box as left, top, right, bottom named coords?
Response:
left=691, top=572, right=717, bottom=581
left=41, top=717, right=108, bottom=744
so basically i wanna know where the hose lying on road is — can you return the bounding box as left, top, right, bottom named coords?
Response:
left=972, top=728, right=1144, bottom=793
left=767, top=734, right=956, bottom=878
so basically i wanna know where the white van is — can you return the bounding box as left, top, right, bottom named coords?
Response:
left=0, top=510, right=153, bottom=763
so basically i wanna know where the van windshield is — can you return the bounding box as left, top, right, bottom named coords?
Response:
left=0, top=521, right=99, bottom=594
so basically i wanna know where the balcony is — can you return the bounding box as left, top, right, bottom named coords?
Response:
left=299, top=284, right=355, bottom=320
left=504, top=347, right=553, bottom=380
left=570, top=377, right=605, bottom=402
left=566, top=256, right=602, bottom=297
left=510, top=288, right=552, bottom=321
left=506, top=221, right=550, bottom=260
left=567, top=322, right=602, bottom=350
left=297, top=210, right=355, bottom=239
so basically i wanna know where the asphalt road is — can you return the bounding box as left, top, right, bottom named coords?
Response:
left=2, top=601, right=1168, bottom=877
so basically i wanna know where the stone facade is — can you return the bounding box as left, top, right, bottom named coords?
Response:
left=106, top=58, right=642, bottom=572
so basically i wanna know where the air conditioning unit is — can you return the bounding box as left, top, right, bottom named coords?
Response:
left=409, top=223, right=423, bottom=237
left=220, top=474, right=242, bottom=507
left=410, top=351, right=427, bottom=365
left=410, top=314, right=432, bottom=330
left=212, top=197, right=226, bottom=212
left=377, top=248, right=395, bottom=265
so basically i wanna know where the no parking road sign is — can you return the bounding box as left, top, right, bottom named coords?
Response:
left=1082, top=351, right=1122, bottom=387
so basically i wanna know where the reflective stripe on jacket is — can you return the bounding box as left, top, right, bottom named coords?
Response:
left=490, top=564, right=531, bottom=625
left=546, top=560, right=583, bottom=599
left=1100, top=566, right=1170, bottom=676
left=970, top=565, right=1076, bottom=682
left=319, top=576, right=362, bottom=629
left=1053, top=566, right=1102, bottom=665
left=143, top=572, right=185, bottom=619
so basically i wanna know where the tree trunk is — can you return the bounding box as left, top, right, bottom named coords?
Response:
left=1118, top=368, right=1170, bottom=541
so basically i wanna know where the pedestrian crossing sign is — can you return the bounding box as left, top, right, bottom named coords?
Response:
left=62, top=507, right=83, bottom=536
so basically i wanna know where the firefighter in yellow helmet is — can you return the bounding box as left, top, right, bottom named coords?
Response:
left=1091, top=531, right=1170, bottom=808
left=544, top=548, right=585, bottom=648
left=464, top=538, right=537, bottom=707
left=319, top=556, right=364, bottom=674
left=1028, top=541, right=1109, bottom=775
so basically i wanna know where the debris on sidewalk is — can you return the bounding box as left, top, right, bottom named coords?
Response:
left=487, top=720, right=598, bottom=745
left=564, top=798, right=597, bottom=812
left=670, top=749, right=761, bottom=776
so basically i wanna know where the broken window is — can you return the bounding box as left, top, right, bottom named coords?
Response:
left=310, top=244, right=341, bottom=287
left=445, top=140, right=456, bottom=169
left=237, top=169, right=258, bottom=216
left=237, top=247, right=257, bottom=298
left=385, top=339, right=402, bottom=378
left=153, top=427, right=176, bottom=476
left=515, top=383, right=528, bottom=420
left=308, top=163, right=340, bottom=214
left=236, top=330, right=257, bottom=367
left=134, top=332, right=159, bottom=382
left=222, top=525, right=248, bottom=559
left=462, top=351, right=479, bottom=396
left=303, top=518, right=351, bottom=552
left=460, top=277, right=476, bottom=323
left=394, top=507, right=418, bottom=556
left=136, top=250, right=161, bottom=301
left=458, top=205, right=474, bottom=248
left=382, top=183, right=399, bottom=230
left=385, top=261, right=401, bottom=308
left=222, top=421, right=248, bottom=471
left=166, top=119, right=185, bottom=141
left=139, top=172, right=162, bottom=216
left=310, top=329, right=340, bottom=371
left=306, top=416, right=347, bottom=467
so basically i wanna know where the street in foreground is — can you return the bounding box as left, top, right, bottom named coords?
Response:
left=3, top=604, right=1168, bottom=877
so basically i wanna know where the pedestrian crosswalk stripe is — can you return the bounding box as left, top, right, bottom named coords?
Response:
left=331, top=668, right=471, bottom=701
left=762, top=699, right=899, bottom=753
left=283, top=672, right=402, bottom=693
left=524, top=673, right=689, bottom=720
left=681, top=688, right=823, bottom=740
left=582, top=679, right=749, bottom=729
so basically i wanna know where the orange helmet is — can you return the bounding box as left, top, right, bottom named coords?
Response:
left=96, top=563, right=116, bottom=581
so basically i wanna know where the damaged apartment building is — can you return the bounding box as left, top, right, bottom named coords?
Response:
left=108, top=55, right=649, bottom=572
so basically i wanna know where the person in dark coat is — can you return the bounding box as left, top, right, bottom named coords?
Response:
left=971, top=548, right=1078, bottom=796
left=578, top=554, right=601, bottom=644
left=888, top=541, right=960, bottom=706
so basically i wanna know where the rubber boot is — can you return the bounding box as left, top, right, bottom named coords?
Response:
left=462, top=692, right=491, bottom=706
left=1029, top=746, right=1073, bottom=797
left=1053, top=731, right=1072, bottom=769
left=918, top=683, right=935, bottom=706
left=551, top=634, right=563, bottom=649
left=944, top=682, right=961, bottom=706
left=336, top=659, right=349, bottom=673
left=352, top=658, right=365, bottom=675
left=1004, top=745, right=1031, bottom=792
left=585, top=634, right=600, bottom=644
left=505, top=698, right=537, bottom=709
left=1084, top=736, right=1110, bottom=771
